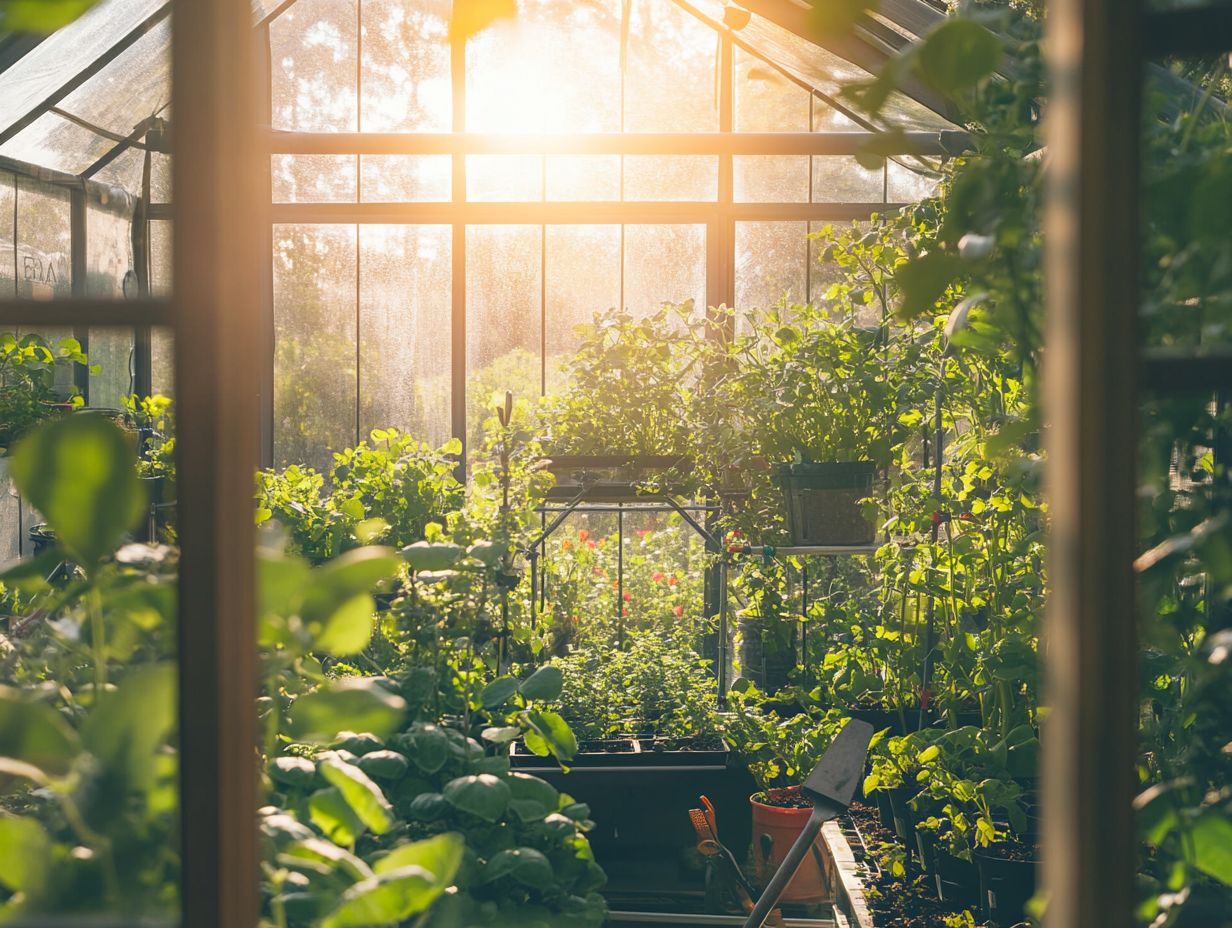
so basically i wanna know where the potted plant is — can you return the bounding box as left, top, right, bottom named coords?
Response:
left=734, top=309, right=896, bottom=546
left=722, top=685, right=851, bottom=903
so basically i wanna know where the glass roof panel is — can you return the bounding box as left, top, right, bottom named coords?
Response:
left=685, top=0, right=955, bottom=131
left=625, top=0, right=718, bottom=132
left=0, top=111, right=116, bottom=174
left=91, top=145, right=146, bottom=190
left=58, top=19, right=171, bottom=138
left=0, top=0, right=168, bottom=137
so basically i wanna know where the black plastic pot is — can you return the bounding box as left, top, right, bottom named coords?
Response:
left=873, top=789, right=894, bottom=831
left=934, top=847, right=981, bottom=908
left=974, top=844, right=1038, bottom=924
left=887, top=785, right=917, bottom=847
left=510, top=739, right=757, bottom=897
left=772, top=461, right=876, bottom=546
left=737, top=616, right=796, bottom=694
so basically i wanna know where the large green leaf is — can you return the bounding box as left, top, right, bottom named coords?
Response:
left=1192, top=812, right=1232, bottom=886
left=373, top=832, right=464, bottom=880
left=0, top=687, right=79, bottom=777
left=10, top=414, right=145, bottom=567
left=281, top=838, right=373, bottom=883
left=289, top=679, right=407, bottom=743
left=319, top=757, right=393, bottom=835
left=443, top=774, right=511, bottom=822
left=523, top=710, right=577, bottom=762
left=81, top=663, right=176, bottom=789
left=480, top=676, right=520, bottom=708
left=0, top=816, right=50, bottom=893
left=506, top=773, right=560, bottom=822
left=895, top=252, right=963, bottom=319
left=0, top=0, right=98, bottom=33
left=518, top=665, right=563, bottom=701
left=301, top=547, right=399, bottom=624
left=482, top=847, right=554, bottom=889
left=915, top=18, right=1001, bottom=96
left=309, top=787, right=366, bottom=846
left=313, top=593, right=377, bottom=656
left=321, top=866, right=441, bottom=927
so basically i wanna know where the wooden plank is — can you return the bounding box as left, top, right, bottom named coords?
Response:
left=172, top=0, right=262, bottom=925
left=1041, top=0, right=1141, bottom=926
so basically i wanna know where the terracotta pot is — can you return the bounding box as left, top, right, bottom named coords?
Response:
left=750, top=788, right=829, bottom=903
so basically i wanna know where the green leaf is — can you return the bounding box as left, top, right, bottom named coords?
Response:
left=81, top=663, right=176, bottom=789
left=373, top=832, right=464, bottom=881
left=483, top=847, right=554, bottom=889
left=289, top=679, right=407, bottom=743
left=518, top=665, right=564, bottom=701
left=915, top=19, right=1001, bottom=96
left=0, top=0, right=98, bottom=33
left=895, top=252, right=962, bottom=319
left=319, top=757, right=394, bottom=835
left=309, top=787, right=365, bottom=846
left=0, top=816, right=50, bottom=893
left=0, top=686, right=80, bottom=777
left=400, top=541, right=463, bottom=572
left=443, top=774, right=511, bottom=822
left=404, top=725, right=450, bottom=773
left=481, top=676, right=520, bottom=708
left=505, top=773, right=560, bottom=821
left=302, top=547, right=399, bottom=624
left=321, top=866, right=441, bottom=928
left=11, top=414, right=145, bottom=567
left=357, top=750, right=409, bottom=781
left=1192, top=813, right=1232, bottom=885
left=269, top=756, right=317, bottom=789
left=313, top=593, right=377, bottom=656
left=281, top=838, right=373, bottom=883
left=523, top=709, right=577, bottom=762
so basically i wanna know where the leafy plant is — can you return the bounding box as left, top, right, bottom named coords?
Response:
left=0, top=332, right=92, bottom=455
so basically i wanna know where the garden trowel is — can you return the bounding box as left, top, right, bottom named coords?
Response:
left=741, top=719, right=875, bottom=928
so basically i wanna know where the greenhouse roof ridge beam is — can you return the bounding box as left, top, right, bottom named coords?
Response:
left=0, top=152, right=140, bottom=212
left=735, top=0, right=959, bottom=121
left=268, top=130, right=952, bottom=156
left=0, top=0, right=172, bottom=147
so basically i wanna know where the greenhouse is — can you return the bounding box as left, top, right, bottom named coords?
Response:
left=0, top=1, right=1229, bottom=927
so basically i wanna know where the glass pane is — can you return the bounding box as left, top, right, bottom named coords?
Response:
left=0, top=112, right=115, bottom=175
left=623, top=224, right=706, bottom=315
left=270, top=0, right=359, bottom=132
left=466, top=224, right=542, bottom=447
left=812, top=155, right=884, bottom=202
left=150, top=220, right=174, bottom=395
left=1141, top=58, right=1232, bottom=350
left=150, top=152, right=172, bottom=203
left=359, top=224, right=452, bottom=445
left=545, top=224, right=621, bottom=393
left=92, top=146, right=147, bottom=194
left=0, top=0, right=167, bottom=133
left=272, top=154, right=357, bottom=202
left=545, top=155, right=620, bottom=201
left=85, top=202, right=138, bottom=409
left=736, top=221, right=808, bottom=315
left=623, top=155, right=717, bottom=201
left=57, top=18, right=171, bottom=138
left=466, top=155, right=543, bottom=201
left=734, top=155, right=809, bottom=202
left=0, top=173, right=15, bottom=298
left=624, top=0, right=717, bottom=132
left=361, top=154, right=450, bottom=201
left=887, top=159, right=942, bottom=202
left=734, top=47, right=809, bottom=132
left=466, top=0, right=621, bottom=133
left=273, top=224, right=358, bottom=470
left=361, top=0, right=450, bottom=132
left=15, top=177, right=72, bottom=300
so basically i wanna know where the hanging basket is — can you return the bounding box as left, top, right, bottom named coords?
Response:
left=773, top=461, right=877, bottom=546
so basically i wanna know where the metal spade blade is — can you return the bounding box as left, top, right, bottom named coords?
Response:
left=742, top=719, right=875, bottom=928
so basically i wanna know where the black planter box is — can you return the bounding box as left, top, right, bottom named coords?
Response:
left=511, top=738, right=757, bottom=897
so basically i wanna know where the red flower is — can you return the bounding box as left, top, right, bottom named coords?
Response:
left=561, top=539, right=573, bottom=552
left=577, top=529, right=590, bottom=542
left=623, top=591, right=632, bottom=602
left=586, top=540, right=596, bottom=549
left=668, top=576, right=678, bottom=587
left=653, top=571, right=665, bottom=582
left=673, top=605, right=684, bottom=617
left=621, top=606, right=628, bottom=617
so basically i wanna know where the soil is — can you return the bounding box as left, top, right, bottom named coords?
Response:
left=641, top=735, right=724, bottom=752
left=981, top=838, right=1039, bottom=863
left=576, top=738, right=637, bottom=753
left=755, top=786, right=813, bottom=809
left=844, top=801, right=989, bottom=928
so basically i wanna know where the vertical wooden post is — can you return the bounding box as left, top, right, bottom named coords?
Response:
left=172, top=0, right=261, bottom=924
left=1042, top=1, right=1141, bottom=926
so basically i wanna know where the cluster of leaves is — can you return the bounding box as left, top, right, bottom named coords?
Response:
left=547, top=627, right=720, bottom=748
left=0, top=333, right=92, bottom=455
left=256, top=429, right=465, bottom=563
